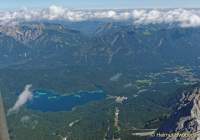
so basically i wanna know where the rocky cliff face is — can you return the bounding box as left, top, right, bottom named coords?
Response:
left=151, top=84, right=200, bottom=140
left=0, top=23, right=44, bottom=44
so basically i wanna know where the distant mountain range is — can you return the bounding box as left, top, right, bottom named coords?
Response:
left=0, top=21, right=200, bottom=71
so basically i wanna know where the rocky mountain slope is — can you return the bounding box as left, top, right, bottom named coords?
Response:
left=151, top=84, right=200, bottom=140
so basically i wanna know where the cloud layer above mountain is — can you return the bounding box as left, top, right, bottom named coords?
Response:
left=1, top=5, right=200, bottom=27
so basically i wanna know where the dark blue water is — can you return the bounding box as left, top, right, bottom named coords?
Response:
left=27, top=90, right=106, bottom=112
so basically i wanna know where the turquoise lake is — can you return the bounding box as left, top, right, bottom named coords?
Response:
left=27, top=90, right=106, bottom=112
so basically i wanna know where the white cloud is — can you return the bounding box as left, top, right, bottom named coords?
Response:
left=1, top=6, right=200, bottom=27
left=8, top=84, right=33, bottom=115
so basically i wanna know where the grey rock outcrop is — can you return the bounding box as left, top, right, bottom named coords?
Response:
left=151, top=84, right=200, bottom=140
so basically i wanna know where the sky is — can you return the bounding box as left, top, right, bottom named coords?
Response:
left=1, top=0, right=200, bottom=10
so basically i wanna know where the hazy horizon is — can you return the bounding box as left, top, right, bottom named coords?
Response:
left=1, top=0, right=200, bottom=10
